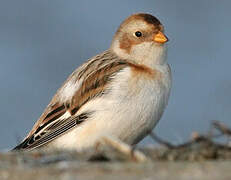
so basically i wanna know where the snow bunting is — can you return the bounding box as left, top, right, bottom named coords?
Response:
left=13, top=13, right=171, bottom=151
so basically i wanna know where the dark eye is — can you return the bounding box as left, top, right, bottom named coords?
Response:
left=135, top=31, right=142, bottom=37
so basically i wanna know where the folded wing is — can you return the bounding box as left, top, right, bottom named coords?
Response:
left=13, top=50, right=129, bottom=150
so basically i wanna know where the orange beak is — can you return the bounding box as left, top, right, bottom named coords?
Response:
left=153, top=31, right=168, bottom=44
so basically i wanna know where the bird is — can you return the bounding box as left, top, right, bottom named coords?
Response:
left=13, top=13, right=171, bottom=151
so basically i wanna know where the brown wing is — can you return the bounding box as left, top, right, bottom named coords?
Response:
left=13, top=50, right=129, bottom=150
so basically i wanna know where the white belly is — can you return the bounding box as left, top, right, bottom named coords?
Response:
left=48, top=65, right=171, bottom=150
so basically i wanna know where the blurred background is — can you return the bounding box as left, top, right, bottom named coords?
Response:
left=0, top=0, right=230, bottom=150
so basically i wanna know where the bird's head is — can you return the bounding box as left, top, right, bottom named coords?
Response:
left=111, top=13, right=168, bottom=66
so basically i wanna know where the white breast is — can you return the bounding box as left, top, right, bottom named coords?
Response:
left=48, top=65, right=171, bottom=150
left=105, top=65, right=172, bottom=144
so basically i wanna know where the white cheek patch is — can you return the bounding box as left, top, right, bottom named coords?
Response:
left=131, top=42, right=152, bottom=53
left=59, top=78, right=83, bottom=102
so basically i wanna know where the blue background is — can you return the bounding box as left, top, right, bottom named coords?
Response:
left=1, top=0, right=231, bottom=150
